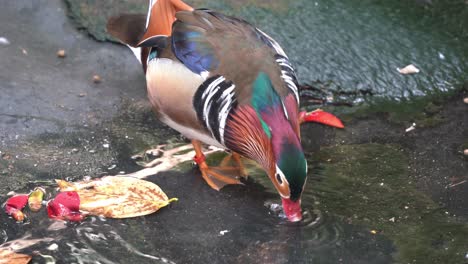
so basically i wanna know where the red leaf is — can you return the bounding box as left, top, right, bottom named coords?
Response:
left=47, top=191, right=84, bottom=222
left=4, top=194, right=28, bottom=222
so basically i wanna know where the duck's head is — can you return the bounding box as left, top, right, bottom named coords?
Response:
left=269, top=130, right=307, bottom=222
left=225, top=72, right=306, bottom=222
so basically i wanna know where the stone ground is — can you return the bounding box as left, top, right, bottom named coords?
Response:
left=0, top=0, right=467, bottom=263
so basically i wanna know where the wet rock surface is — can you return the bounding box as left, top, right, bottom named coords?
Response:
left=0, top=0, right=467, bottom=263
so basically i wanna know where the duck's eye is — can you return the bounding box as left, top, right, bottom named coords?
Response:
left=276, top=173, right=283, bottom=184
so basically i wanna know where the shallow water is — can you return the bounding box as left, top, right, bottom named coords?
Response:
left=1, top=0, right=467, bottom=263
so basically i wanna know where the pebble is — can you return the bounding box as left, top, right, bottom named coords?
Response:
left=93, top=75, right=101, bottom=83
left=57, top=49, right=66, bottom=58
left=397, top=64, right=420, bottom=74
left=0, top=37, right=10, bottom=46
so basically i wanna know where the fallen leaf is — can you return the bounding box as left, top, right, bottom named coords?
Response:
left=0, top=249, right=31, bottom=264
left=397, top=64, right=420, bottom=74
left=55, top=176, right=176, bottom=218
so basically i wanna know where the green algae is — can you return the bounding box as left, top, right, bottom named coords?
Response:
left=340, top=96, right=445, bottom=127
left=308, top=143, right=468, bottom=264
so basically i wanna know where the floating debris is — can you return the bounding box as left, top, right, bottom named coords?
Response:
left=0, top=37, right=10, bottom=46
left=464, top=149, right=468, bottom=156
left=28, top=187, right=46, bottom=212
left=219, top=230, right=230, bottom=236
left=0, top=249, right=31, bottom=264
left=370, top=230, right=377, bottom=235
left=389, top=217, right=395, bottom=222
left=47, top=243, right=59, bottom=251
left=92, top=75, right=101, bottom=83
left=78, top=93, right=86, bottom=97
left=397, top=64, right=420, bottom=75
left=438, top=52, right=445, bottom=60
left=463, top=98, right=468, bottom=104
left=102, top=143, right=109, bottom=148
left=56, top=49, right=66, bottom=58
left=405, top=123, right=416, bottom=133
left=21, top=48, right=28, bottom=55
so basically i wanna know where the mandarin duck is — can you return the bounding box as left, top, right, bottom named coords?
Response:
left=107, top=0, right=344, bottom=222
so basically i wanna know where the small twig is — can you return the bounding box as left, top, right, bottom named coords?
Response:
left=448, top=180, right=467, bottom=188
left=122, top=144, right=224, bottom=179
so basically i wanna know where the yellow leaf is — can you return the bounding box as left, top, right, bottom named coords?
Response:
left=0, top=249, right=31, bottom=264
left=57, top=176, right=177, bottom=218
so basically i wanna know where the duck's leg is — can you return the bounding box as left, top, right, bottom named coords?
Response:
left=219, top=152, right=248, bottom=179
left=192, top=140, right=243, bottom=191
left=299, top=109, right=344, bottom=128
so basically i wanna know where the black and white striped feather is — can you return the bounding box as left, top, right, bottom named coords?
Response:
left=255, top=28, right=300, bottom=104
left=193, top=75, right=237, bottom=146
left=275, top=54, right=300, bottom=104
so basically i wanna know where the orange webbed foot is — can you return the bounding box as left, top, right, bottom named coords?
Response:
left=192, top=140, right=244, bottom=191
left=299, top=109, right=344, bottom=128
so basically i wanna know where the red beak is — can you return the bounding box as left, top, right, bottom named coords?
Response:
left=281, top=198, right=302, bottom=222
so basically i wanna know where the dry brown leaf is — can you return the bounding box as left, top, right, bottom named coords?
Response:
left=56, top=176, right=176, bottom=218
left=0, top=249, right=31, bottom=264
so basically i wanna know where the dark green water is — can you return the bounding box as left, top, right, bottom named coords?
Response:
left=66, top=0, right=468, bottom=100
left=204, top=0, right=468, bottom=100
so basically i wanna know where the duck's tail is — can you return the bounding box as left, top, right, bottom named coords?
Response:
left=106, top=0, right=193, bottom=67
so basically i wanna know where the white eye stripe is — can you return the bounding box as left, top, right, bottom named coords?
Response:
left=275, top=165, right=289, bottom=187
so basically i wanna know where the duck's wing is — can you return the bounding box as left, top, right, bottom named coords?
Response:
left=171, top=9, right=301, bottom=137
